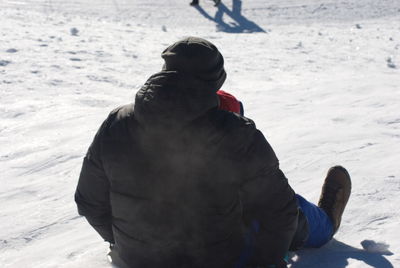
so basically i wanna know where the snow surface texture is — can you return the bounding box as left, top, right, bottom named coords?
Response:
left=1, top=0, right=399, bottom=267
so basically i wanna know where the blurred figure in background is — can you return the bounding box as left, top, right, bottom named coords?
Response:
left=190, top=0, right=221, bottom=7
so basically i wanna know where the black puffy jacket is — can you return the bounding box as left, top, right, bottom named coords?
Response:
left=75, top=71, right=298, bottom=268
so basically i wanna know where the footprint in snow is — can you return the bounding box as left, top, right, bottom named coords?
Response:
left=386, top=57, right=397, bottom=69
left=0, top=60, right=11, bottom=66
left=6, top=48, right=18, bottom=53
left=70, top=27, right=79, bottom=36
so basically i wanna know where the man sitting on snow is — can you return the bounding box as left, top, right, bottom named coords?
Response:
left=75, top=37, right=351, bottom=268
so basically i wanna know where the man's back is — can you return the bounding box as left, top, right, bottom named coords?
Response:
left=75, top=38, right=298, bottom=268
left=89, top=72, right=264, bottom=266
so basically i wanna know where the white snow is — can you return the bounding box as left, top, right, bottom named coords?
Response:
left=1, top=0, right=399, bottom=267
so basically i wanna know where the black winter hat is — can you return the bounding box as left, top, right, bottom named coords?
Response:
left=161, top=37, right=227, bottom=91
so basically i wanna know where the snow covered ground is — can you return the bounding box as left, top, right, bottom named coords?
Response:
left=1, top=0, right=399, bottom=267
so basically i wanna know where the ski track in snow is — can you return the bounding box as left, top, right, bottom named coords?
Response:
left=1, top=0, right=399, bottom=267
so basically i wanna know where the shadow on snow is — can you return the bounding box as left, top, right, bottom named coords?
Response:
left=193, top=0, right=265, bottom=33
left=291, top=239, right=394, bottom=268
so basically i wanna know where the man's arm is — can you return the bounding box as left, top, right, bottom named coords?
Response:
left=75, top=119, right=114, bottom=243
left=240, top=129, right=298, bottom=267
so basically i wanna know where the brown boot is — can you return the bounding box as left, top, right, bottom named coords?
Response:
left=318, top=166, right=352, bottom=234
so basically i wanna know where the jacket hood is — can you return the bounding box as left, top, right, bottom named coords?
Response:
left=134, top=71, right=219, bottom=128
left=161, top=37, right=227, bottom=92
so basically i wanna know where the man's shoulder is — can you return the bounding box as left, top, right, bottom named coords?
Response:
left=109, top=103, right=135, bottom=122
left=212, top=109, right=256, bottom=132
left=204, top=109, right=260, bottom=151
left=99, top=104, right=137, bottom=137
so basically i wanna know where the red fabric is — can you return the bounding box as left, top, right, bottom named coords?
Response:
left=217, top=90, right=241, bottom=114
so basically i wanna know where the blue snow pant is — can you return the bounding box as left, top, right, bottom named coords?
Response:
left=296, top=194, right=334, bottom=248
